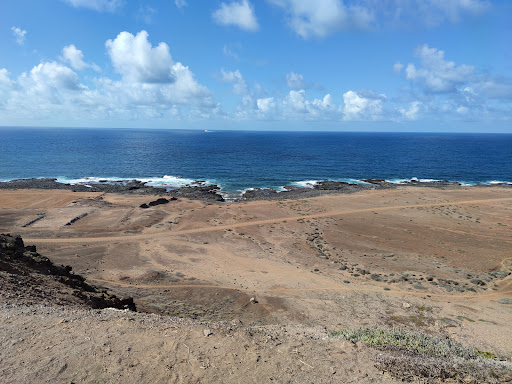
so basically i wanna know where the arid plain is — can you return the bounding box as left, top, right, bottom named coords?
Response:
left=1, top=186, right=511, bottom=383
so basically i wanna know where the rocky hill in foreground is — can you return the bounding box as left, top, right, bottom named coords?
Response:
left=0, top=234, right=135, bottom=311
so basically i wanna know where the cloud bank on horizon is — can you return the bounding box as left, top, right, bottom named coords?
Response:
left=0, top=0, right=510, bottom=131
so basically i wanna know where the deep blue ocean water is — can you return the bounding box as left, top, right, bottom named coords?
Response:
left=1, top=127, right=511, bottom=195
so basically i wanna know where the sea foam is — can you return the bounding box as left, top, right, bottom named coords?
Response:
left=55, top=175, right=216, bottom=189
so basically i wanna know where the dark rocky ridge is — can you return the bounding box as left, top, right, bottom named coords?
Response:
left=0, top=234, right=135, bottom=311
left=240, top=179, right=473, bottom=201
left=0, top=178, right=509, bottom=203
left=0, top=178, right=225, bottom=202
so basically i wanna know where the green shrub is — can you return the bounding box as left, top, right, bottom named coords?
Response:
left=331, top=327, right=480, bottom=359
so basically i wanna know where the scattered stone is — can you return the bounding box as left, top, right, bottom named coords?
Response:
left=21, top=213, right=46, bottom=227
left=370, top=274, right=381, bottom=281
left=203, top=329, right=212, bottom=337
left=64, top=213, right=88, bottom=226
left=497, top=298, right=512, bottom=304
left=402, top=303, right=411, bottom=308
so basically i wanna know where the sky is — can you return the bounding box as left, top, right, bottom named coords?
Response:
left=0, top=0, right=511, bottom=132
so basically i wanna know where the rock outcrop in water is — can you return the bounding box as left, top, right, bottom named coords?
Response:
left=0, top=178, right=225, bottom=202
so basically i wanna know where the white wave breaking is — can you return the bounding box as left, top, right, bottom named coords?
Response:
left=55, top=175, right=216, bottom=189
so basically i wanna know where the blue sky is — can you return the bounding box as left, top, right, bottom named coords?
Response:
left=0, top=0, right=511, bottom=132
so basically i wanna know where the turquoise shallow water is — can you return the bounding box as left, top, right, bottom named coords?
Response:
left=1, top=127, right=511, bottom=193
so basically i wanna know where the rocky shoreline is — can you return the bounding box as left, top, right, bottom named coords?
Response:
left=0, top=177, right=509, bottom=202
left=0, top=178, right=226, bottom=202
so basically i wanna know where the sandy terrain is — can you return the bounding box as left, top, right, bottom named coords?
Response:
left=1, top=186, right=511, bottom=383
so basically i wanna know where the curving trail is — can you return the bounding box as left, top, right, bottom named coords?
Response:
left=24, top=196, right=512, bottom=244
left=89, top=270, right=512, bottom=302
left=25, top=195, right=512, bottom=303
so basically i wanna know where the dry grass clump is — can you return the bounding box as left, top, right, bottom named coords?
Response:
left=331, top=327, right=478, bottom=359
left=331, top=327, right=512, bottom=383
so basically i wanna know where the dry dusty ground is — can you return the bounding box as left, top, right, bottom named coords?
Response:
left=1, top=187, right=512, bottom=383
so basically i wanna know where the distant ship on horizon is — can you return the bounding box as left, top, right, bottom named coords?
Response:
left=204, top=130, right=214, bottom=132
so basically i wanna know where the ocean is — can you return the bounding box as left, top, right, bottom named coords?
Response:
left=1, top=127, right=511, bottom=195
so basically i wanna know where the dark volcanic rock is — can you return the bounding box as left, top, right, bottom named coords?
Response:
left=140, top=197, right=178, bottom=209
left=313, top=181, right=371, bottom=192
left=401, top=179, right=461, bottom=188
left=362, top=179, right=396, bottom=188
left=64, top=212, right=88, bottom=226
left=169, top=185, right=225, bottom=202
left=242, top=188, right=281, bottom=200
left=362, top=179, right=387, bottom=185
left=0, top=234, right=135, bottom=311
left=148, top=198, right=170, bottom=206
left=241, top=182, right=375, bottom=201
left=0, top=178, right=225, bottom=202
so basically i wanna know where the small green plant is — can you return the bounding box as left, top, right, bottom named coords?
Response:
left=475, top=350, right=497, bottom=359
left=457, top=315, right=475, bottom=322
left=331, top=327, right=482, bottom=360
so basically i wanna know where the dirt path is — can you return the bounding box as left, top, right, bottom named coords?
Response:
left=89, top=267, right=512, bottom=302
left=24, top=196, right=512, bottom=244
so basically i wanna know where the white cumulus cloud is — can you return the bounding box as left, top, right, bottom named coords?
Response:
left=284, top=89, right=308, bottom=112
left=405, top=44, right=474, bottom=93
left=0, top=30, right=217, bottom=124
left=212, top=0, right=259, bottom=31
left=312, top=94, right=334, bottom=110
left=343, top=90, right=384, bottom=120
left=61, top=45, right=100, bottom=71
left=257, top=97, right=275, bottom=113
left=220, top=69, right=248, bottom=95
left=62, top=0, right=123, bottom=12
left=268, top=0, right=351, bottom=38
left=399, top=101, right=422, bottom=120
left=0, top=69, right=14, bottom=90
left=104, top=31, right=214, bottom=108
left=106, top=31, right=175, bottom=84
left=283, top=90, right=336, bottom=117
left=23, top=62, right=81, bottom=92
left=267, top=0, right=489, bottom=38
left=15, top=62, right=85, bottom=106
left=11, top=27, right=27, bottom=45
